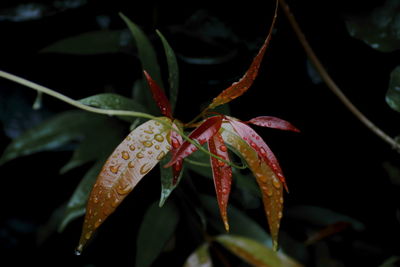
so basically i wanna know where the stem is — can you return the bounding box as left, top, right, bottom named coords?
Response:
left=278, top=0, right=400, bottom=151
left=184, top=158, right=211, bottom=167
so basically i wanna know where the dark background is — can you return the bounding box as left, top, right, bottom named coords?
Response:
left=0, top=0, right=399, bottom=266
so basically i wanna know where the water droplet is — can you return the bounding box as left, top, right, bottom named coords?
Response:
left=117, top=182, right=132, bottom=195
left=171, top=138, right=180, bottom=149
left=109, top=165, right=120, bottom=174
left=121, top=151, right=130, bottom=160
left=145, top=135, right=151, bottom=140
left=107, top=192, right=112, bottom=199
left=144, top=129, right=154, bottom=134
left=217, top=160, right=225, bottom=167
left=222, top=188, right=227, bottom=194
left=262, top=185, right=273, bottom=197
left=85, top=231, right=92, bottom=240
left=88, top=208, right=93, bottom=215
left=136, top=152, right=144, bottom=159
left=148, top=151, right=153, bottom=155
left=75, top=245, right=83, bottom=256
left=128, top=161, right=135, bottom=168
left=278, top=211, right=283, bottom=219
left=279, top=197, right=284, bottom=204
left=129, top=144, right=136, bottom=151
left=255, top=136, right=260, bottom=140
left=111, top=198, right=120, bottom=208
left=143, top=141, right=153, bottom=147
left=272, top=177, right=281, bottom=189
left=174, top=161, right=182, bottom=171
left=260, top=147, right=267, bottom=156
left=166, top=145, right=171, bottom=150
left=126, top=136, right=132, bottom=141
left=250, top=141, right=257, bottom=148
left=155, top=121, right=160, bottom=126
left=93, top=197, right=99, bottom=204
left=154, top=134, right=164, bottom=142
left=227, top=137, right=234, bottom=143
left=219, top=145, right=227, bottom=152
left=157, top=151, right=166, bottom=160
left=140, top=163, right=151, bottom=175
left=155, top=145, right=160, bottom=150
left=94, top=219, right=102, bottom=228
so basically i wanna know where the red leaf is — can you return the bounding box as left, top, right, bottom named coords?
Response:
left=165, top=116, right=223, bottom=167
left=143, top=70, right=173, bottom=118
left=227, top=117, right=288, bottom=192
left=207, top=2, right=278, bottom=109
left=170, top=122, right=183, bottom=185
left=248, top=116, right=300, bottom=132
left=208, top=132, right=232, bottom=231
left=76, top=118, right=172, bottom=253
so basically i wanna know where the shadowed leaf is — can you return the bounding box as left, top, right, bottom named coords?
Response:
left=184, top=243, right=213, bottom=267
left=386, top=66, right=400, bottom=112
left=208, top=132, right=232, bottom=231
left=207, top=2, right=278, bottom=109
left=159, top=152, right=184, bottom=207
left=143, top=70, right=172, bottom=118
left=136, top=201, right=180, bottom=267
left=156, top=30, right=180, bottom=112
left=248, top=116, right=300, bottom=132
left=216, top=235, right=302, bottom=267
left=76, top=117, right=172, bottom=252
left=221, top=124, right=284, bottom=250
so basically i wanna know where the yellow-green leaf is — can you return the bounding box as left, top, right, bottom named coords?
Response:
left=184, top=243, right=213, bottom=267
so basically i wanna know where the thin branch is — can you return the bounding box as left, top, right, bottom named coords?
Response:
left=278, top=0, right=400, bottom=152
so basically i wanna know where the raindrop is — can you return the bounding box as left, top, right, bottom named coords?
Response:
left=126, top=136, right=132, bottom=141
left=145, top=135, right=151, bottom=140
left=75, top=246, right=83, bottom=256
left=260, top=148, right=267, bottom=156
left=148, top=151, right=153, bottom=155
left=109, top=165, right=120, bottom=174
left=117, top=183, right=131, bottom=195
left=111, top=198, right=120, bottom=208
left=250, top=141, right=257, bottom=148
left=171, top=138, right=180, bottom=149
left=140, top=163, right=151, bottom=175
left=272, top=177, right=281, bottom=189
left=136, top=152, right=144, bottom=159
left=107, top=192, right=112, bottom=199
left=144, top=129, right=154, bottom=134
left=143, top=141, right=153, bottom=147
left=129, top=144, right=136, bottom=151
left=121, top=151, right=130, bottom=160
left=154, top=134, right=164, bottom=142
left=219, top=145, right=227, bottom=152
left=155, top=145, right=160, bottom=150
left=278, top=211, right=283, bottom=219
left=279, top=197, right=284, bottom=204
left=166, top=145, right=171, bottom=150
left=155, top=121, right=160, bottom=126
left=93, top=197, right=99, bottom=204
left=94, top=219, right=102, bottom=228
left=255, top=136, right=260, bottom=140
left=128, top=161, right=135, bottom=168
left=85, top=231, right=92, bottom=240
left=217, top=160, right=225, bottom=167
left=157, top=151, right=166, bottom=160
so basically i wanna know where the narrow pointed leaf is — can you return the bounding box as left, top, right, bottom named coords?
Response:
left=0, top=111, right=105, bottom=165
left=76, top=117, right=172, bottom=252
left=170, top=122, right=184, bottom=185
left=227, top=117, right=288, bottom=192
left=59, top=160, right=104, bottom=232
left=184, top=243, right=213, bottom=267
left=120, top=13, right=162, bottom=114
left=216, top=235, right=302, bottom=267
left=207, top=2, right=278, bottom=109
left=221, top=124, right=283, bottom=250
left=143, top=70, right=173, bottom=118
left=208, top=132, right=232, bottom=231
left=165, top=116, right=223, bottom=167
left=159, top=152, right=184, bottom=207
left=80, top=93, right=147, bottom=112
left=248, top=116, right=300, bottom=132
left=156, top=30, right=179, bottom=113
left=136, top=201, right=180, bottom=267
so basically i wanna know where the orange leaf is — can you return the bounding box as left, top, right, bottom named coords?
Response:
left=221, top=123, right=283, bottom=250
left=207, top=1, right=278, bottom=109
left=76, top=117, right=172, bottom=253
left=208, top=132, right=232, bottom=231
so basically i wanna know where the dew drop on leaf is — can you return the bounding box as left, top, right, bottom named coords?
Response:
left=109, top=165, right=120, bottom=174
left=144, top=129, right=154, bottom=134
left=129, top=144, right=136, bottom=151
left=157, top=151, right=166, bottom=160
left=143, top=141, right=153, bottom=147
left=272, top=178, right=281, bottom=189
left=154, top=134, right=164, bottom=142
left=121, top=151, right=130, bottom=160
left=219, top=145, right=227, bottom=152
left=128, top=161, right=135, bottom=168
left=140, top=163, right=151, bottom=175
left=136, top=152, right=144, bottom=159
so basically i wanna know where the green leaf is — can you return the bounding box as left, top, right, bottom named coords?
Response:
left=60, top=117, right=125, bottom=174
left=159, top=152, right=184, bottom=207
left=40, top=30, right=131, bottom=55
left=346, top=0, right=400, bottom=52
left=386, top=66, right=400, bottom=112
left=183, top=243, right=213, bottom=267
left=156, top=30, right=179, bottom=112
left=59, top=160, right=104, bottom=232
left=215, top=235, right=302, bottom=267
left=286, top=205, right=365, bottom=231
left=200, top=194, right=271, bottom=246
left=136, top=201, right=180, bottom=267
left=119, top=13, right=163, bottom=114
left=0, top=111, right=105, bottom=165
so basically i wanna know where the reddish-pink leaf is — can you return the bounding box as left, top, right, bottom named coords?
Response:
left=76, top=117, right=172, bottom=253
left=208, top=132, right=232, bottom=231
left=143, top=70, right=173, bottom=118
left=165, top=116, right=223, bottom=167
left=227, top=117, right=288, bottom=192
left=207, top=2, right=278, bottom=109
left=248, top=116, right=300, bottom=132
left=221, top=124, right=283, bottom=250
left=170, top=122, right=183, bottom=185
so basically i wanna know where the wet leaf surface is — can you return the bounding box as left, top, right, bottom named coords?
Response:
left=143, top=70, right=172, bottom=118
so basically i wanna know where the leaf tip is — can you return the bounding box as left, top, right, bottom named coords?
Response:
left=74, top=244, right=83, bottom=256
left=272, top=240, right=279, bottom=252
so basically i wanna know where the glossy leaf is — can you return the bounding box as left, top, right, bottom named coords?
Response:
left=346, top=0, right=400, bottom=52
left=159, top=152, right=184, bottom=207
left=221, top=124, right=283, bottom=250
left=156, top=30, right=180, bottom=112
left=0, top=111, right=105, bottom=165
left=143, top=70, right=173, bottom=118
left=165, top=116, right=223, bottom=167
left=200, top=194, right=271, bottom=246
left=227, top=117, right=288, bottom=192
left=120, top=13, right=162, bottom=114
left=136, top=201, right=180, bottom=267
left=170, top=122, right=184, bottom=184
left=76, top=117, right=172, bottom=252
left=208, top=132, right=232, bottom=231
left=386, top=66, right=400, bottom=112
left=207, top=2, right=278, bottom=109
left=248, top=116, right=300, bottom=132
left=183, top=243, right=213, bottom=267
left=59, top=160, right=104, bottom=232
left=60, top=117, right=125, bottom=174
left=40, top=30, right=131, bottom=55
left=216, top=235, right=302, bottom=267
